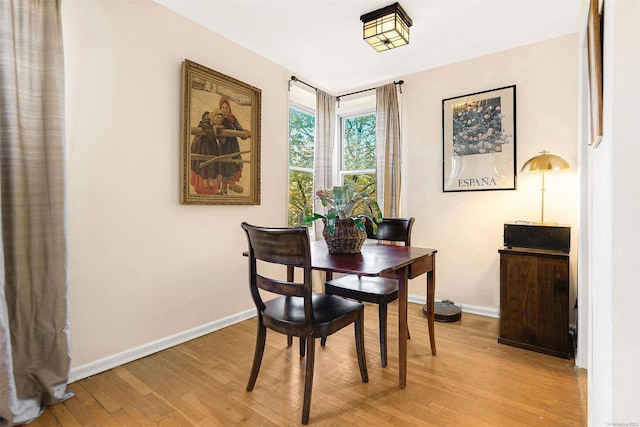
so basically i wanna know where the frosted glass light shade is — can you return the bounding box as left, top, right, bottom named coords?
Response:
left=361, top=3, right=412, bottom=52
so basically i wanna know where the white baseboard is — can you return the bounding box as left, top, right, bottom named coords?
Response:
left=70, top=297, right=499, bottom=383
left=69, top=308, right=257, bottom=383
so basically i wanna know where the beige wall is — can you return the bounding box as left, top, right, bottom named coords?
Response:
left=63, top=0, right=291, bottom=370
left=401, top=34, right=579, bottom=310
left=62, top=0, right=579, bottom=375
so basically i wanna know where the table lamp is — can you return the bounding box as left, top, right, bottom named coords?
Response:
left=520, top=150, right=570, bottom=223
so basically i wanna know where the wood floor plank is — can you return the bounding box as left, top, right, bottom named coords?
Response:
left=54, top=383, right=116, bottom=426
left=31, top=303, right=585, bottom=426
left=38, top=403, right=75, bottom=427
left=111, top=365, right=153, bottom=396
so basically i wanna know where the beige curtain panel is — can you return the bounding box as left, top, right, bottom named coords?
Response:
left=376, top=83, right=402, bottom=217
left=0, top=0, right=74, bottom=425
left=313, top=90, right=336, bottom=240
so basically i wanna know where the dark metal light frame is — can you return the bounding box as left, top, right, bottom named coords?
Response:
left=360, top=2, right=413, bottom=52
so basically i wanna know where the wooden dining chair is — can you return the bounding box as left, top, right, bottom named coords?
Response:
left=241, top=222, right=368, bottom=425
left=322, top=217, right=415, bottom=367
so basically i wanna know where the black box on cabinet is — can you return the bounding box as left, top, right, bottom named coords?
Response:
left=503, top=223, right=570, bottom=253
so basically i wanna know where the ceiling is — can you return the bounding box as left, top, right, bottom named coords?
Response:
left=155, top=0, right=584, bottom=94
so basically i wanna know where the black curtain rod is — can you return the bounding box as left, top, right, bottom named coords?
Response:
left=289, top=75, right=404, bottom=99
left=337, top=80, right=404, bottom=100
left=289, top=76, right=317, bottom=92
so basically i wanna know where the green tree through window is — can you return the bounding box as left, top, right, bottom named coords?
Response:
left=343, top=115, right=376, bottom=171
left=287, top=105, right=377, bottom=226
left=288, top=106, right=315, bottom=226
left=341, top=113, right=376, bottom=215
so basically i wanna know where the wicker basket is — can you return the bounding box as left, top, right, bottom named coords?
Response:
left=322, top=218, right=367, bottom=254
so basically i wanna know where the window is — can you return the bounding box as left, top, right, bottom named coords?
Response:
left=287, top=92, right=378, bottom=226
left=288, top=105, right=315, bottom=226
left=339, top=112, right=376, bottom=215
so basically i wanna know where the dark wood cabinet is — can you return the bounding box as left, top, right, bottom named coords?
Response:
left=498, top=247, right=572, bottom=359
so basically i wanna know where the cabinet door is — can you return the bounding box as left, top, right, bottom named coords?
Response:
left=499, top=251, right=570, bottom=356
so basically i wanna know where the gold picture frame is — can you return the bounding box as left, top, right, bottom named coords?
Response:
left=180, top=59, right=261, bottom=204
left=587, top=0, right=603, bottom=148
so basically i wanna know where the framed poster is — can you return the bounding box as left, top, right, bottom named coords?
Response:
left=442, top=85, right=516, bottom=192
left=180, top=59, right=261, bottom=205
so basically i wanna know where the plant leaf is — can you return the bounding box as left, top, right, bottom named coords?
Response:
left=302, top=213, right=325, bottom=225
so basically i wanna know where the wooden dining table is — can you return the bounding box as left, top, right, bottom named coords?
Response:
left=306, top=240, right=438, bottom=389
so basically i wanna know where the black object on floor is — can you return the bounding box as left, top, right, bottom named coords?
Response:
left=423, top=300, right=461, bottom=322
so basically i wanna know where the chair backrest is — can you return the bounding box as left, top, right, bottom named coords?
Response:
left=241, top=222, right=313, bottom=314
left=365, top=217, right=415, bottom=246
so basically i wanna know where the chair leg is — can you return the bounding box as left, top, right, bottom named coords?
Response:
left=320, top=289, right=333, bottom=347
left=355, top=310, right=369, bottom=383
left=247, top=318, right=266, bottom=391
left=301, top=336, right=315, bottom=425
left=379, top=303, right=388, bottom=367
left=299, top=337, right=306, bottom=357
left=287, top=335, right=293, bottom=347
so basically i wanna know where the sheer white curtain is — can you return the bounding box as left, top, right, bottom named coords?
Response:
left=0, top=1, right=74, bottom=425
left=376, top=83, right=402, bottom=217
left=313, top=90, right=336, bottom=239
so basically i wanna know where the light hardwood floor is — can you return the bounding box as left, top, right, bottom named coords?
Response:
left=32, top=303, right=586, bottom=426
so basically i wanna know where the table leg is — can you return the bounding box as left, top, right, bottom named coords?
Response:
left=398, top=267, right=408, bottom=389
left=426, top=260, right=437, bottom=355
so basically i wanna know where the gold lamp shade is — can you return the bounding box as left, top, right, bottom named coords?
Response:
left=521, top=151, right=570, bottom=223
left=521, top=152, right=571, bottom=173
left=360, top=3, right=413, bottom=52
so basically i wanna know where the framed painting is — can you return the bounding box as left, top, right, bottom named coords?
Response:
left=180, top=59, right=261, bottom=205
left=587, top=0, right=603, bottom=148
left=442, top=85, right=516, bottom=192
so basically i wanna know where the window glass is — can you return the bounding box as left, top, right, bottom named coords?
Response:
left=287, top=98, right=379, bottom=227
left=339, top=112, right=376, bottom=216
left=343, top=173, right=377, bottom=216
left=288, top=170, right=314, bottom=226
left=343, top=173, right=377, bottom=197
left=289, top=108, right=315, bottom=168
left=288, top=106, right=315, bottom=226
left=342, top=114, right=376, bottom=170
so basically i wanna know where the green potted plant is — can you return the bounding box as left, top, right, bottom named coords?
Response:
left=304, top=182, right=382, bottom=253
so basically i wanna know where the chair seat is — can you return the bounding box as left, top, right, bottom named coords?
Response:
left=264, top=293, right=364, bottom=337
left=325, top=275, right=399, bottom=304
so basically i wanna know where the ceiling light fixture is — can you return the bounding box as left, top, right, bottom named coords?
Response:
left=360, top=2, right=413, bottom=52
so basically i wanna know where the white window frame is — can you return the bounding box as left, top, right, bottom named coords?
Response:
left=336, top=109, right=377, bottom=189
left=287, top=102, right=315, bottom=226
left=289, top=102, right=315, bottom=177
left=287, top=88, right=381, bottom=225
